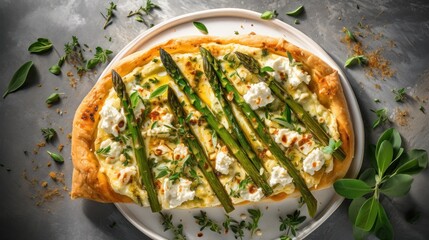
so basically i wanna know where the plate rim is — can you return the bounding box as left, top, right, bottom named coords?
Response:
left=101, top=8, right=365, bottom=240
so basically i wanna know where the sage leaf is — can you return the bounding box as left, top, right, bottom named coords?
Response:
left=396, top=149, right=428, bottom=175
left=374, top=205, right=393, bottom=240
left=49, top=64, right=61, bottom=75
left=286, top=6, right=304, bottom=16
left=149, top=84, right=168, bottom=99
left=348, top=197, right=366, bottom=224
left=376, top=140, right=393, bottom=175
left=46, top=93, right=61, bottom=104
left=355, top=197, right=379, bottom=231
left=193, top=21, right=208, bottom=34
left=3, top=61, right=34, bottom=98
left=47, top=151, right=64, bottom=163
left=28, top=38, right=53, bottom=53
left=344, top=55, right=367, bottom=68
left=333, top=179, right=372, bottom=199
left=380, top=174, right=413, bottom=197
left=359, top=168, right=376, bottom=187
left=261, top=10, right=278, bottom=20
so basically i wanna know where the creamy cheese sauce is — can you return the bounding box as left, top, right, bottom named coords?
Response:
left=94, top=43, right=341, bottom=209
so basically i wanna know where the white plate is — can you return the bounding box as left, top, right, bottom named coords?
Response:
left=101, top=8, right=364, bottom=240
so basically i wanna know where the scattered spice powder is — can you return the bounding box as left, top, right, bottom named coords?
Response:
left=394, top=108, right=410, bottom=126
left=58, top=144, right=64, bottom=152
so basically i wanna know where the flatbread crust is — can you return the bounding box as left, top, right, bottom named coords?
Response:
left=71, top=34, right=354, bottom=204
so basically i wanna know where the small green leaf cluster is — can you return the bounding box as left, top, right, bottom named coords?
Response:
left=127, top=0, right=160, bottom=27
left=86, top=47, right=113, bottom=69
left=334, top=128, right=428, bottom=239
left=279, top=210, right=306, bottom=238
left=160, top=212, right=186, bottom=240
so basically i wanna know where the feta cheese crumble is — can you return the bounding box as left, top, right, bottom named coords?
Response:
left=265, top=56, right=311, bottom=87
left=117, top=166, right=137, bottom=186
left=243, top=82, right=274, bottom=110
left=240, top=187, right=264, bottom=202
left=269, top=166, right=293, bottom=187
left=163, top=178, right=196, bottom=208
left=215, top=148, right=235, bottom=175
left=303, top=148, right=326, bottom=175
left=173, top=144, right=189, bottom=160
left=99, top=100, right=126, bottom=137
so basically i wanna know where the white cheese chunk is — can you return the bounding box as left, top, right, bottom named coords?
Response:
left=243, top=82, right=275, bottom=110
left=303, top=148, right=326, bottom=175
left=269, top=166, right=293, bottom=187
left=274, top=128, right=302, bottom=148
left=264, top=56, right=311, bottom=87
left=146, top=108, right=174, bottom=137
left=173, top=143, right=189, bottom=160
left=240, top=187, right=264, bottom=202
left=100, top=99, right=126, bottom=137
left=163, top=178, right=195, bottom=208
left=99, top=138, right=123, bottom=159
left=117, top=166, right=137, bottom=186
left=215, top=149, right=235, bottom=175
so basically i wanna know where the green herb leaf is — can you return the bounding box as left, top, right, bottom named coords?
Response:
left=355, top=197, right=379, bottom=231
left=374, top=204, right=393, bottom=240
left=261, top=10, right=278, bottom=20
left=380, top=174, right=413, bottom=197
left=3, top=61, right=34, bottom=98
left=86, top=46, right=113, bottom=69
left=279, top=210, right=306, bottom=237
left=96, top=145, right=111, bottom=155
left=130, top=91, right=140, bottom=109
left=28, top=38, right=53, bottom=53
left=376, top=128, right=401, bottom=157
left=358, top=168, right=376, bottom=187
left=286, top=6, right=304, bottom=17
left=376, top=140, right=393, bottom=175
left=47, top=151, right=64, bottom=163
left=322, top=138, right=342, bottom=154
left=344, top=55, right=368, bottom=68
left=419, top=105, right=425, bottom=113
left=395, top=149, right=428, bottom=175
left=193, top=210, right=221, bottom=233
left=343, top=27, right=357, bottom=42
left=193, top=21, right=208, bottom=34
left=155, top=168, right=169, bottom=179
left=294, top=19, right=300, bottom=25
left=348, top=197, right=366, bottom=224
left=261, top=66, right=275, bottom=73
left=46, top=93, right=61, bottom=105
left=149, top=84, right=168, bottom=99
left=371, top=108, right=388, bottom=129
left=247, top=208, right=262, bottom=236
left=333, top=179, right=372, bottom=199
left=101, top=2, right=117, bottom=29
left=392, top=88, right=406, bottom=102
left=49, top=64, right=61, bottom=75
left=159, top=212, right=186, bottom=240
left=41, top=128, right=57, bottom=142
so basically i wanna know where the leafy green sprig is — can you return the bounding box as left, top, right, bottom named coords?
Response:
left=279, top=210, right=306, bottom=239
left=160, top=212, right=186, bottom=240
left=127, top=0, right=160, bottom=27
left=371, top=108, right=389, bottom=129
left=86, top=47, right=113, bottom=69
left=194, top=210, right=222, bottom=233
left=334, top=128, right=428, bottom=239
left=41, top=128, right=57, bottom=142
left=392, top=88, right=406, bottom=102
left=101, top=2, right=117, bottom=29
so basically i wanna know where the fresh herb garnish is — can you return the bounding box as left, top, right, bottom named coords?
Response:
left=86, top=47, right=113, bottom=69
left=374, top=98, right=380, bottom=103
left=149, top=84, right=168, bottom=99
left=230, top=219, right=247, bottom=240
left=41, top=128, right=57, bottom=142
left=3, top=61, right=33, bottom=99
left=229, top=176, right=251, bottom=197
left=101, top=2, right=117, bottom=29
left=46, top=93, right=61, bottom=105
left=246, top=208, right=262, bottom=236
left=260, top=66, right=275, bottom=74
left=128, top=0, right=160, bottom=26
left=47, top=151, right=64, bottom=163
left=294, top=19, right=300, bottom=24
left=96, top=145, right=111, bottom=155
left=194, top=210, right=222, bottom=233
left=49, top=64, right=61, bottom=75
left=160, top=212, right=187, bottom=240
left=28, top=38, right=53, bottom=54
left=279, top=210, right=306, bottom=238
left=371, top=108, right=388, bottom=129
left=261, top=10, right=278, bottom=20
left=344, top=55, right=368, bottom=68
left=420, top=105, right=425, bottom=114
left=286, top=51, right=303, bottom=67
left=286, top=6, right=305, bottom=17
left=193, top=21, right=208, bottom=34
left=334, top=128, right=428, bottom=239
left=392, top=88, right=406, bottom=102
left=343, top=27, right=357, bottom=42
left=155, top=166, right=170, bottom=179
left=323, top=138, right=342, bottom=154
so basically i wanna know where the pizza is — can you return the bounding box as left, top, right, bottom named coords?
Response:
left=71, top=34, right=354, bottom=214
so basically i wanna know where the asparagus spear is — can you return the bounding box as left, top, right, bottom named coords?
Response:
left=200, top=47, right=264, bottom=172
left=167, top=87, right=235, bottom=213
left=159, top=48, right=273, bottom=196
left=201, top=49, right=317, bottom=217
left=235, top=51, right=346, bottom=161
left=111, top=70, right=161, bottom=212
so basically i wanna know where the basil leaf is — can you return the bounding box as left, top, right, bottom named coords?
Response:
left=3, top=61, right=34, bottom=98
left=374, top=205, right=393, bottom=240
left=86, top=46, right=113, bottom=69
left=380, top=174, right=413, bottom=197
left=46, top=93, right=61, bottom=104
left=358, top=168, right=376, bottom=187
left=86, top=58, right=100, bottom=69
left=149, top=84, right=168, bottom=99
left=355, top=197, right=379, bottom=231
left=28, top=38, right=53, bottom=53
left=261, top=10, right=278, bottom=20
left=130, top=91, right=140, bottom=108
left=376, top=140, right=393, bottom=176
left=344, top=55, right=368, bottom=68
left=286, top=6, right=304, bottom=17
left=49, top=64, right=61, bottom=75
left=261, top=66, right=275, bottom=73
left=193, top=21, right=208, bottom=34
left=348, top=197, right=366, bottom=224
left=333, top=179, right=372, bottom=199
left=395, top=149, right=428, bottom=175
left=47, top=151, right=64, bottom=163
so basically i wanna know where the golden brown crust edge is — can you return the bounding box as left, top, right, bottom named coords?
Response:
left=71, top=34, right=355, bottom=203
